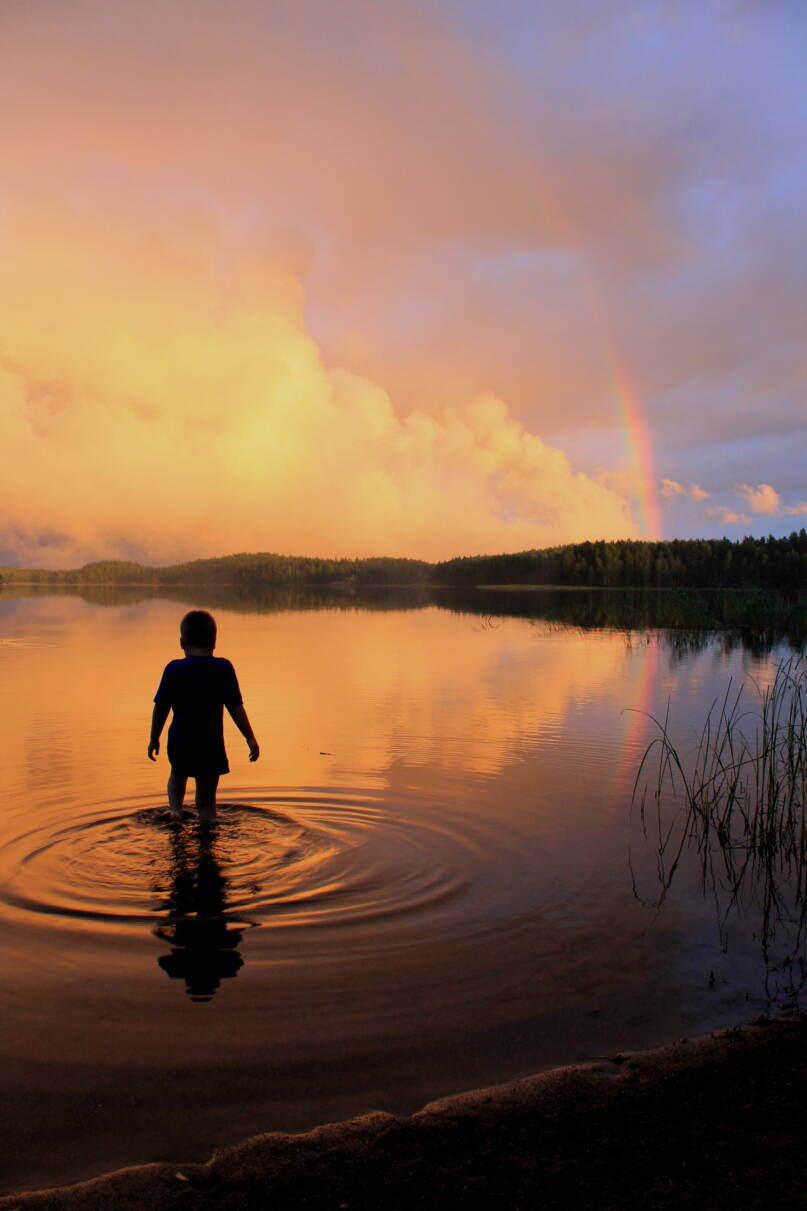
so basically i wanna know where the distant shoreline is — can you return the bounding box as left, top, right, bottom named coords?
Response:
left=2, top=580, right=799, bottom=591
left=476, top=583, right=794, bottom=592
left=1, top=532, right=805, bottom=593
left=3, top=580, right=805, bottom=642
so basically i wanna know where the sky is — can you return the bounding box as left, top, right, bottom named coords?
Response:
left=1, top=0, right=805, bottom=567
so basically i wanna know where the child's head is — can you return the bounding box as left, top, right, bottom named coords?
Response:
left=180, top=609, right=217, bottom=652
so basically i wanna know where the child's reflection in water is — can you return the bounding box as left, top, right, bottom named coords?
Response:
left=153, top=822, right=244, bottom=1002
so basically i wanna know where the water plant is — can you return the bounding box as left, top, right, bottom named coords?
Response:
left=632, top=656, right=807, bottom=1006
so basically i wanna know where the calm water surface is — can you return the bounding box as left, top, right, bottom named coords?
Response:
left=0, top=588, right=802, bottom=1192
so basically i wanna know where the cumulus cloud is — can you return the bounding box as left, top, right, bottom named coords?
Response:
left=731, top=484, right=807, bottom=522
left=0, top=5, right=804, bottom=437
left=736, top=483, right=781, bottom=516
left=594, top=468, right=644, bottom=498
left=660, top=478, right=686, bottom=501
left=660, top=478, right=710, bottom=503
left=0, top=211, right=637, bottom=567
left=0, top=0, right=804, bottom=545
left=709, top=507, right=751, bottom=528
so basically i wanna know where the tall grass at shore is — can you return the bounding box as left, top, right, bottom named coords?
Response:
left=632, top=656, right=807, bottom=1005
left=634, top=656, right=806, bottom=875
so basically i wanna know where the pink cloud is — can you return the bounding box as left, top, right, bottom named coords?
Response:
left=660, top=478, right=685, bottom=501
left=0, top=210, right=639, bottom=567
left=0, top=0, right=802, bottom=542
left=736, top=483, right=781, bottom=515
left=660, top=479, right=710, bottom=503
left=709, top=506, right=751, bottom=527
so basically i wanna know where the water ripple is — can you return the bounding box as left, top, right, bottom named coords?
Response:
left=0, top=790, right=477, bottom=946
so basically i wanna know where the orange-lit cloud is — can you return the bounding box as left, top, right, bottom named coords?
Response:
left=0, top=0, right=680, bottom=435
left=736, top=483, right=781, bottom=516
left=2, top=0, right=804, bottom=554
left=0, top=212, right=637, bottom=567
left=730, top=485, right=807, bottom=523
left=660, top=479, right=710, bottom=503
left=709, top=506, right=751, bottom=528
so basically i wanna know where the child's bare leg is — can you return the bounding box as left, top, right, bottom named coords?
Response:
left=195, top=774, right=219, bottom=824
left=167, top=769, right=187, bottom=819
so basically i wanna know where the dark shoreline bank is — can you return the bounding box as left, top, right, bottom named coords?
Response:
left=4, top=1014, right=806, bottom=1210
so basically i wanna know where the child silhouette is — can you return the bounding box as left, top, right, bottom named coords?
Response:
left=148, top=610, right=259, bottom=823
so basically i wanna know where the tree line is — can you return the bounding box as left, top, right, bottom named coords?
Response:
left=1, top=531, right=805, bottom=589
left=433, top=532, right=807, bottom=590
left=0, top=553, right=431, bottom=586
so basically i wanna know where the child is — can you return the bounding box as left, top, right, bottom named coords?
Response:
left=148, top=610, right=260, bottom=822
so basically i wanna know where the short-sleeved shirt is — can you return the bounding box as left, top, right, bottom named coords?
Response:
left=154, top=655, right=243, bottom=776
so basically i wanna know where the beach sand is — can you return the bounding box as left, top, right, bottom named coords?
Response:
left=2, top=1014, right=805, bottom=1210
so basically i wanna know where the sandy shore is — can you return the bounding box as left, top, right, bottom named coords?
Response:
left=2, top=1014, right=806, bottom=1210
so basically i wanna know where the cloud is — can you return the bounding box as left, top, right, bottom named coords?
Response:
left=733, top=483, right=807, bottom=521
left=709, top=507, right=751, bottom=528
left=660, top=478, right=686, bottom=501
left=660, top=478, right=710, bottom=503
left=0, top=210, right=638, bottom=567
left=1, top=5, right=799, bottom=445
left=596, top=468, right=644, bottom=499
left=736, top=483, right=781, bottom=515
left=0, top=1, right=804, bottom=540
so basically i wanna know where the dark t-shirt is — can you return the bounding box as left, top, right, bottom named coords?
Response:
left=154, top=655, right=243, bottom=775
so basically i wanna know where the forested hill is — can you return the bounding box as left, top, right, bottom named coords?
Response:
left=1, top=531, right=805, bottom=589
left=0, top=554, right=432, bottom=586
left=433, top=532, right=807, bottom=590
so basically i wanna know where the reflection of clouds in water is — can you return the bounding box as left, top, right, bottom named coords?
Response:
left=258, top=612, right=633, bottom=779
left=4, top=594, right=790, bottom=847
left=1, top=591, right=803, bottom=1149
left=153, top=825, right=245, bottom=1003
left=13, top=599, right=628, bottom=789
left=1, top=597, right=710, bottom=808
left=24, top=713, right=74, bottom=794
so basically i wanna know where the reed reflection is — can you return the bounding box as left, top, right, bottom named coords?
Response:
left=632, top=657, right=807, bottom=1009
left=153, top=822, right=245, bottom=1002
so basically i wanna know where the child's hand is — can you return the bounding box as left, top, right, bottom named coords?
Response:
left=248, top=738, right=260, bottom=762
left=148, top=739, right=160, bottom=761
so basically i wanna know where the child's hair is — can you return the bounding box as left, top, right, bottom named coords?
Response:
left=180, top=610, right=217, bottom=649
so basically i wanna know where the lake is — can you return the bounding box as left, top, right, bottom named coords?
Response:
left=0, top=585, right=804, bottom=1194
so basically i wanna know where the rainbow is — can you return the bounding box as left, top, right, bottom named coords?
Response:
left=609, top=634, right=660, bottom=802
left=579, top=266, right=662, bottom=541
left=612, top=363, right=662, bottom=541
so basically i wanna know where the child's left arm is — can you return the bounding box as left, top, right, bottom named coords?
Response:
left=148, top=701, right=170, bottom=760
left=226, top=702, right=260, bottom=762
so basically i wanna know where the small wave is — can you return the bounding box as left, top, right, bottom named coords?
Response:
left=0, top=790, right=478, bottom=948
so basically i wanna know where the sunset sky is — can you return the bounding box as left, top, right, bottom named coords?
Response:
left=1, top=0, right=805, bottom=567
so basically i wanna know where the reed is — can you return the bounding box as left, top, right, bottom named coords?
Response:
left=633, top=656, right=807, bottom=902
left=632, top=656, right=807, bottom=1005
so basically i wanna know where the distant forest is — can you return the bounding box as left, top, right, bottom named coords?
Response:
left=0, top=553, right=430, bottom=587
left=435, top=532, right=807, bottom=590
left=1, top=531, right=806, bottom=590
